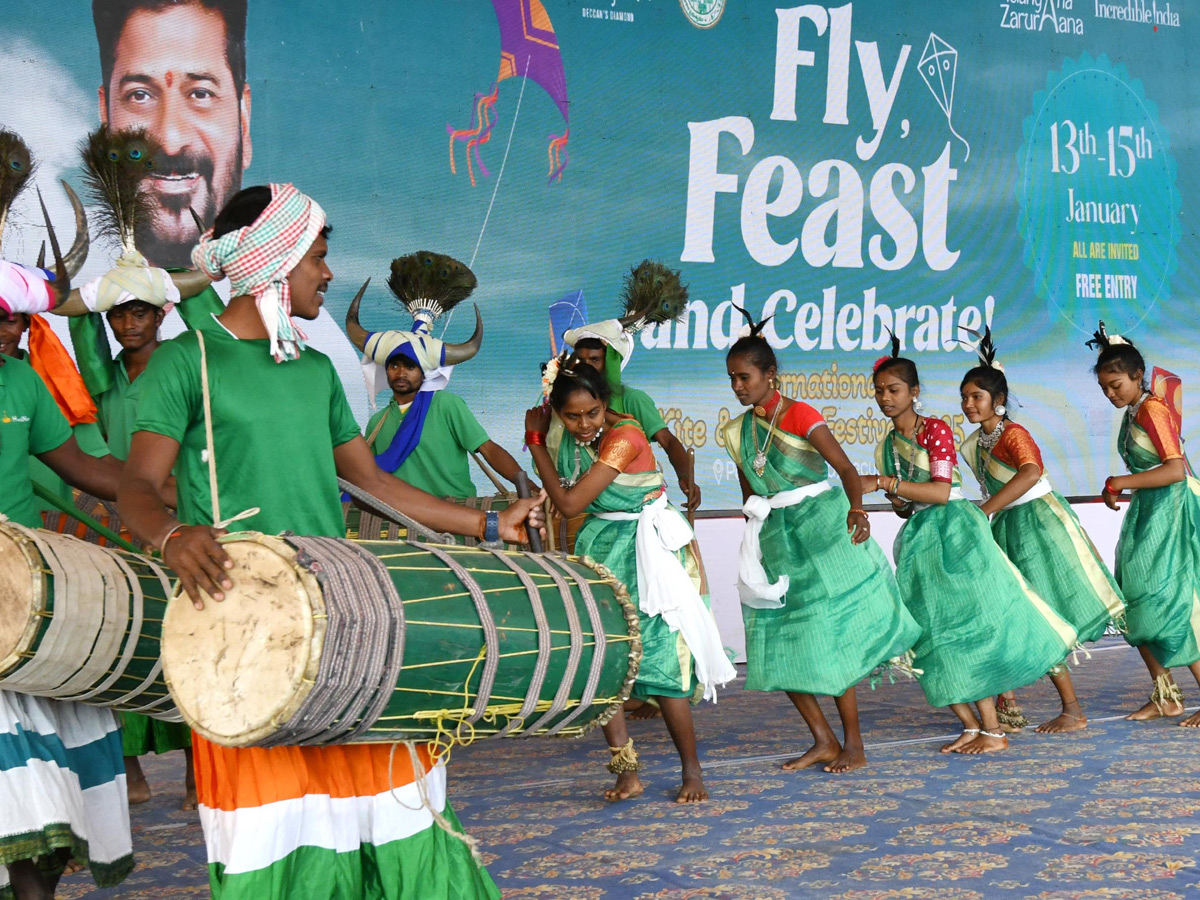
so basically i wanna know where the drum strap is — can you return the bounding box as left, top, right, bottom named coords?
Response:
left=535, top=555, right=609, bottom=736
left=521, top=554, right=586, bottom=736
left=410, top=543, right=500, bottom=734
left=196, top=331, right=260, bottom=529
left=484, top=550, right=552, bottom=737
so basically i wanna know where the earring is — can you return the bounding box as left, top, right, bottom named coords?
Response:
left=913, top=397, right=924, bottom=413
left=995, top=404, right=1007, bottom=417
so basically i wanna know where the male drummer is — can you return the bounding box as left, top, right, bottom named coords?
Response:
left=118, top=183, right=544, bottom=900
left=0, top=268, right=132, bottom=899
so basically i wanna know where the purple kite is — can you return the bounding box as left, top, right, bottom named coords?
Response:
left=447, top=0, right=570, bottom=186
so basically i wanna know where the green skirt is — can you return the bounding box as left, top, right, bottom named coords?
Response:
left=894, top=499, right=1076, bottom=707
left=990, top=491, right=1125, bottom=644
left=120, top=712, right=192, bottom=757
left=745, top=486, right=921, bottom=696
left=1115, top=478, right=1200, bottom=668
left=576, top=513, right=699, bottom=699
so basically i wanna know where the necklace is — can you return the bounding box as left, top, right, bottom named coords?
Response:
left=890, top=415, right=922, bottom=485
left=975, top=420, right=1005, bottom=500
left=751, top=394, right=784, bottom=476
left=1120, top=391, right=1150, bottom=471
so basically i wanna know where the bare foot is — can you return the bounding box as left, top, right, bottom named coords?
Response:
left=1036, top=711, right=1087, bottom=734
left=824, top=742, right=866, bottom=774
left=1127, top=698, right=1184, bottom=721
left=956, top=731, right=1008, bottom=754
left=603, top=771, right=644, bottom=803
left=62, top=859, right=85, bottom=876
left=126, top=778, right=151, bottom=805
left=1179, top=710, right=1200, bottom=728
left=940, top=730, right=978, bottom=754
left=180, top=788, right=199, bottom=811
left=629, top=703, right=662, bottom=720
left=782, top=740, right=841, bottom=771
left=675, top=773, right=708, bottom=803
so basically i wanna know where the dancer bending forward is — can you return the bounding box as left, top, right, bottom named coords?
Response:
left=864, top=340, right=1077, bottom=754
left=960, top=329, right=1125, bottom=734
left=722, top=325, right=920, bottom=772
left=525, top=360, right=734, bottom=802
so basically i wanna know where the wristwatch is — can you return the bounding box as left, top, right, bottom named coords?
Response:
left=484, top=510, right=500, bottom=543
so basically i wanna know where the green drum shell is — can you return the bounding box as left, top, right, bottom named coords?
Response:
left=359, top=541, right=637, bottom=743
left=163, top=534, right=641, bottom=747
left=0, top=524, right=178, bottom=718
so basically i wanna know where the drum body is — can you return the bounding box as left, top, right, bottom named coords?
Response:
left=163, top=533, right=640, bottom=748
left=0, top=522, right=179, bottom=720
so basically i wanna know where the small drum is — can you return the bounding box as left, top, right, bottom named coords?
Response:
left=162, top=533, right=640, bottom=748
left=0, top=522, right=180, bottom=720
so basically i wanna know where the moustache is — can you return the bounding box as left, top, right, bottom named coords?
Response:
left=149, top=149, right=215, bottom=181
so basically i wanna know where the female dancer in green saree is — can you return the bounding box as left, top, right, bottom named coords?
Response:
left=1088, top=323, right=1200, bottom=724
left=525, top=360, right=735, bottom=802
left=863, top=340, right=1077, bottom=754
left=723, top=327, right=920, bottom=773
left=959, top=329, right=1125, bottom=733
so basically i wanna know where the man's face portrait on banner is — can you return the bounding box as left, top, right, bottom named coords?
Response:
left=94, top=0, right=252, bottom=267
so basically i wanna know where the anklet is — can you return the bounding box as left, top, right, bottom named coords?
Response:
left=607, top=738, right=640, bottom=774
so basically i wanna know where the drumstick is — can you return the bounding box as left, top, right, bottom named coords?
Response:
left=686, top=447, right=696, bottom=527
left=515, top=471, right=544, bottom=553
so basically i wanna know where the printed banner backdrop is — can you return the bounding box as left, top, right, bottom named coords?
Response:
left=1, top=0, right=1196, bottom=509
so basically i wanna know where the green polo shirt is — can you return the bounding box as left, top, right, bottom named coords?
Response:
left=614, top=385, right=668, bottom=440
left=1, top=355, right=73, bottom=527
left=364, top=391, right=490, bottom=499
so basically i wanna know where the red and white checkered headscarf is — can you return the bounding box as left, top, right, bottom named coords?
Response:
left=192, top=183, right=326, bottom=362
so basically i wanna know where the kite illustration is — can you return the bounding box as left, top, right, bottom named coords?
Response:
left=919, top=34, right=970, bottom=161
left=447, top=0, right=570, bottom=186
left=548, top=288, right=587, bottom=356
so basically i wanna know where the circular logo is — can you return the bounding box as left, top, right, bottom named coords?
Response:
left=679, top=0, right=725, bottom=29
left=1017, top=54, right=1180, bottom=337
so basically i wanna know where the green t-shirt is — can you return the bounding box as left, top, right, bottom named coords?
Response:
left=69, top=285, right=227, bottom=460
left=614, top=385, right=667, bottom=441
left=364, top=390, right=490, bottom=499
left=1, top=355, right=73, bottom=527
left=134, top=328, right=361, bottom=537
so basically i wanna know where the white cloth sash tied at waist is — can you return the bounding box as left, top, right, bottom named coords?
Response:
left=1001, top=478, right=1054, bottom=510
left=738, top=482, right=831, bottom=610
left=911, top=485, right=965, bottom=513
left=594, top=493, right=736, bottom=701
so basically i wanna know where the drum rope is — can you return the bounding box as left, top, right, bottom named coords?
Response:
left=520, top=553, right=585, bottom=736
left=338, top=478, right=455, bottom=545
left=410, top=543, right=500, bottom=734
left=485, top=550, right=552, bottom=737
left=535, top=554, right=608, bottom=735
left=105, top=555, right=182, bottom=718
left=387, top=741, right=483, bottom=865
left=258, top=537, right=405, bottom=747
left=196, top=331, right=260, bottom=531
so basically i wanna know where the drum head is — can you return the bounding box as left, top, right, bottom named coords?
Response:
left=0, top=524, right=44, bottom=676
left=162, top=534, right=325, bottom=747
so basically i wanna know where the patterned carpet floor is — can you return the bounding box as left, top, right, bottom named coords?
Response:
left=58, top=637, right=1200, bottom=899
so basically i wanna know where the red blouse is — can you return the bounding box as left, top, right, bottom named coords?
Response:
left=1136, top=396, right=1183, bottom=463
left=991, top=422, right=1044, bottom=473
left=918, top=417, right=956, bottom=483
left=596, top=419, right=658, bottom=474
left=757, top=394, right=826, bottom=439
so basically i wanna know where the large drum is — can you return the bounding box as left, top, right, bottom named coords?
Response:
left=0, top=522, right=180, bottom=720
left=162, top=533, right=640, bottom=748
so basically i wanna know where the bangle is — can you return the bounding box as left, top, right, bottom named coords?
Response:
left=525, top=430, right=546, bottom=447
left=158, top=522, right=185, bottom=554
left=892, top=478, right=903, bottom=497
left=1104, top=477, right=1120, bottom=496
left=849, top=508, right=867, bottom=517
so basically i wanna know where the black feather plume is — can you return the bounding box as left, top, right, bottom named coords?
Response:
left=386, top=251, right=477, bottom=318
left=733, top=303, right=772, bottom=338
left=80, top=125, right=160, bottom=251
left=960, top=326, right=999, bottom=368
left=620, top=260, right=688, bottom=327
left=0, top=129, right=35, bottom=248
left=887, top=328, right=901, bottom=360
left=1084, top=320, right=1110, bottom=352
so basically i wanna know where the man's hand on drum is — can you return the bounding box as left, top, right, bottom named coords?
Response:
left=499, top=492, right=549, bottom=545
left=162, top=525, right=233, bottom=610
